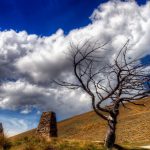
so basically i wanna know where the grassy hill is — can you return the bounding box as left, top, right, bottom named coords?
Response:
left=11, top=98, right=150, bottom=147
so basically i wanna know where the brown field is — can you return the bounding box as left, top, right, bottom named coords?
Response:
left=10, top=97, right=150, bottom=148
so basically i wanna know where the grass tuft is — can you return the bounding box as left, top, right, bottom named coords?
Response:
left=0, top=135, right=12, bottom=150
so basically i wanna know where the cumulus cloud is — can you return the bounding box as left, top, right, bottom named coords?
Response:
left=14, top=1, right=150, bottom=82
left=0, top=0, right=150, bottom=135
left=0, top=80, right=91, bottom=119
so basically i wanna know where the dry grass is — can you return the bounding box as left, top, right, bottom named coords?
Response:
left=10, top=136, right=104, bottom=150
left=9, top=137, right=148, bottom=150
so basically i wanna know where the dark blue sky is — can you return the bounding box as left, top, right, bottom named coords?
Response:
left=0, top=0, right=147, bottom=36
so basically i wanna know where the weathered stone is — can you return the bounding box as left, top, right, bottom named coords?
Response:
left=36, top=112, right=57, bottom=139
left=0, top=123, right=4, bottom=136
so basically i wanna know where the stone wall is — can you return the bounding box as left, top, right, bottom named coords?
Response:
left=0, top=123, right=4, bottom=136
left=36, top=112, right=57, bottom=139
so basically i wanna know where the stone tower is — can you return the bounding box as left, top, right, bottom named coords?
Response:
left=36, top=112, right=57, bottom=139
left=0, top=123, right=4, bottom=136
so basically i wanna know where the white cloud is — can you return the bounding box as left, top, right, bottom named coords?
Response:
left=0, top=0, right=150, bottom=136
left=0, top=80, right=91, bottom=119
left=14, top=1, right=150, bottom=82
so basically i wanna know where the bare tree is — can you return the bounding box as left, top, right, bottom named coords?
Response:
left=54, top=40, right=150, bottom=150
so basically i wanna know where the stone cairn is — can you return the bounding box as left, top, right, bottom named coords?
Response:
left=36, top=112, right=57, bottom=139
left=0, top=123, right=4, bottom=137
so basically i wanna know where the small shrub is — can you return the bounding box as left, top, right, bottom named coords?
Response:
left=42, top=144, right=54, bottom=150
left=0, top=135, right=12, bottom=150
left=23, top=143, right=35, bottom=150
left=23, top=136, right=30, bottom=142
left=83, top=143, right=100, bottom=150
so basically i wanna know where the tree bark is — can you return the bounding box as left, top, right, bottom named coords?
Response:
left=104, top=107, right=119, bottom=150
left=104, top=118, right=116, bottom=149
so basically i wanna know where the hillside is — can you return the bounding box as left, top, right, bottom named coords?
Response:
left=11, top=98, right=150, bottom=145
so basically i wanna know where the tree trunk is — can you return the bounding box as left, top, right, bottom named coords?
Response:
left=104, top=117, right=116, bottom=150
left=104, top=105, right=119, bottom=150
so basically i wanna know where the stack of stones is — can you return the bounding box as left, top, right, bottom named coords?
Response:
left=36, top=112, right=57, bottom=139
left=0, top=123, right=4, bottom=137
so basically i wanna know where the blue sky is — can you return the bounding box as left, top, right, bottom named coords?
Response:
left=0, top=0, right=147, bottom=35
left=0, top=0, right=150, bottom=136
left=0, top=0, right=108, bottom=35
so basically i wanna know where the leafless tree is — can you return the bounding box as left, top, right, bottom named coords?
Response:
left=54, top=40, right=150, bottom=150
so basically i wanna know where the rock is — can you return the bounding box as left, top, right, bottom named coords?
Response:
left=0, top=123, right=4, bottom=136
left=36, top=112, right=57, bottom=139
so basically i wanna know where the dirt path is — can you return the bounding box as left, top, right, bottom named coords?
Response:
left=139, top=146, right=150, bottom=149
